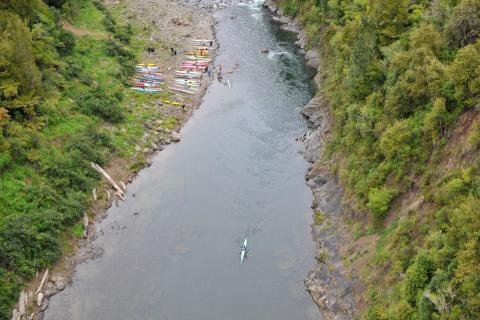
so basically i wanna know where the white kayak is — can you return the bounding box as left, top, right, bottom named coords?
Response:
left=240, top=238, right=247, bottom=264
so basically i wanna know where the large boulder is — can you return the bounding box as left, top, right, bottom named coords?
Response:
left=171, top=131, right=181, bottom=142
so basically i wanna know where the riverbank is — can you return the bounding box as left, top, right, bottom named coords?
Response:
left=10, top=1, right=215, bottom=319
left=263, top=1, right=357, bottom=319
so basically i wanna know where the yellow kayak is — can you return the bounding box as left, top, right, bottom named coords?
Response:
left=160, top=99, right=182, bottom=106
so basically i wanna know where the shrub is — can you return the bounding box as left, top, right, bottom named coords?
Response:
left=379, top=119, right=421, bottom=162
left=105, top=39, right=134, bottom=59
left=114, top=24, right=133, bottom=44
left=45, top=0, right=68, bottom=8
left=367, top=187, right=395, bottom=220
left=56, top=29, right=75, bottom=56
left=467, top=120, right=480, bottom=150
left=445, top=0, right=480, bottom=48
left=423, top=98, right=448, bottom=145
left=404, top=254, right=433, bottom=305
left=76, top=87, right=124, bottom=123
left=448, top=41, right=480, bottom=106
left=279, top=0, right=298, bottom=17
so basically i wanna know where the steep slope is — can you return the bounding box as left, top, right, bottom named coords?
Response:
left=272, top=0, right=480, bottom=319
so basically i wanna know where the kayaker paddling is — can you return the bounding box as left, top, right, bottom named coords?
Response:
left=240, top=238, right=248, bottom=264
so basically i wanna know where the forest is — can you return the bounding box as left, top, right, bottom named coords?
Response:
left=277, top=0, right=480, bottom=319
left=0, top=0, right=148, bottom=318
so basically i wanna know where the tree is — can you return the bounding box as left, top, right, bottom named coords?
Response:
left=448, top=40, right=480, bottom=106
left=423, top=98, right=449, bottom=146
left=445, top=0, right=480, bottom=48
left=366, top=0, right=410, bottom=44
left=0, top=11, right=43, bottom=118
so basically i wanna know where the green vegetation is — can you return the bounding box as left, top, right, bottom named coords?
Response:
left=0, top=0, right=172, bottom=318
left=278, top=0, right=480, bottom=318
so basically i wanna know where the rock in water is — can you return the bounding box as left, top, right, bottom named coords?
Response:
left=171, top=132, right=181, bottom=142
left=50, top=276, right=67, bottom=291
left=37, top=293, right=44, bottom=307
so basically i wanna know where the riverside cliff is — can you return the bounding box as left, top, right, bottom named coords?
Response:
left=268, top=0, right=480, bottom=319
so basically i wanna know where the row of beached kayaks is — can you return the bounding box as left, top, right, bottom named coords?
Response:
left=170, top=40, right=214, bottom=95
left=131, top=65, right=164, bottom=94
left=130, top=39, right=214, bottom=95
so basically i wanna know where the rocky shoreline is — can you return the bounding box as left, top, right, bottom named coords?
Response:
left=12, top=1, right=216, bottom=319
left=264, top=1, right=356, bottom=319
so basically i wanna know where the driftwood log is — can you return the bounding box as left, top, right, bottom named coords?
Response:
left=91, top=163, right=125, bottom=200
left=83, top=213, right=89, bottom=238
left=18, top=291, right=26, bottom=317
left=35, top=270, right=48, bottom=296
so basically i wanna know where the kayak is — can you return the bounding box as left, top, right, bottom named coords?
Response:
left=192, top=39, right=214, bottom=43
left=136, top=65, right=160, bottom=70
left=133, top=82, right=161, bottom=88
left=186, top=50, right=210, bottom=55
left=175, top=81, right=199, bottom=87
left=175, top=77, right=200, bottom=82
left=140, top=72, right=164, bottom=77
left=142, top=75, right=164, bottom=81
left=185, top=56, right=211, bottom=62
left=136, top=68, right=161, bottom=74
left=160, top=99, right=182, bottom=106
left=131, top=87, right=161, bottom=93
left=175, top=73, right=202, bottom=79
left=183, top=61, right=209, bottom=66
left=175, top=71, right=202, bottom=76
left=180, top=66, right=207, bottom=72
left=180, top=64, right=207, bottom=69
left=240, top=238, right=247, bottom=264
left=134, top=78, right=163, bottom=84
left=169, top=86, right=197, bottom=95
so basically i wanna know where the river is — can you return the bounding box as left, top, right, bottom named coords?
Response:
left=46, top=2, right=320, bottom=319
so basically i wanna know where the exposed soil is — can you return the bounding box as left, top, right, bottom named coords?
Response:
left=61, top=21, right=108, bottom=39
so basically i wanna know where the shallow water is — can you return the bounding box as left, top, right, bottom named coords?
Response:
left=46, top=3, right=320, bottom=320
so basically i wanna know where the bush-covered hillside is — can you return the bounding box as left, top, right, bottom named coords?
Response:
left=0, top=0, right=156, bottom=318
left=277, top=0, right=480, bottom=319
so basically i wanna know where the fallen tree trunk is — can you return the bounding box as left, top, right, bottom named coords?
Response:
left=35, top=269, right=49, bottom=295
left=83, top=213, right=89, bottom=238
left=18, top=291, right=25, bottom=316
left=91, top=163, right=125, bottom=200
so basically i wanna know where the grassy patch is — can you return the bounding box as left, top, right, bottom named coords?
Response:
left=313, top=210, right=325, bottom=225
left=71, top=223, right=85, bottom=238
